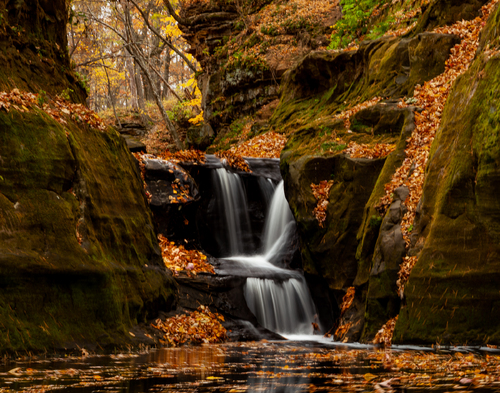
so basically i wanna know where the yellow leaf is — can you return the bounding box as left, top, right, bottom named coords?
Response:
left=364, top=373, right=377, bottom=381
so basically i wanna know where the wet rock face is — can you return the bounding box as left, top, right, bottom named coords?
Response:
left=394, top=4, right=500, bottom=345
left=142, top=158, right=201, bottom=243
left=361, top=186, right=408, bottom=340
left=0, top=112, right=176, bottom=352
left=282, top=154, right=387, bottom=290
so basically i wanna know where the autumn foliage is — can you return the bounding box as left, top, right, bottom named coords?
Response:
left=0, top=89, right=107, bottom=131
left=230, top=131, right=287, bottom=159
left=373, top=315, right=399, bottom=347
left=311, top=180, right=334, bottom=227
left=333, top=287, right=355, bottom=342
left=345, top=141, right=396, bottom=159
left=159, top=235, right=215, bottom=276
left=215, top=151, right=252, bottom=172
left=159, top=149, right=207, bottom=164
left=152, top=305, right=227, bottom=346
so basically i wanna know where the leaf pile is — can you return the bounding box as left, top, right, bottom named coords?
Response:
left=159, top=149, right=206, bottom=164
left=152, top=305, right=227, bottom=346
left=230, top=131, right=287, bottom=159
left=340, top=287, right=356, bottom=315
left=168, top=178, right=193, bottom=204
left=215, top=151, right=252, bottom=172
left=0, top=89, right=107, bottom=131
left=333, top=287, right=355, bottom=342
left=345, top=141, right=396, bottom=159
left=158, top=234, right=215, bottom=277
left=373, top=315, right=399, bottom=347
left=396, top=255, right=417, bottom=298
left=311, top=180, right=334, bottom=227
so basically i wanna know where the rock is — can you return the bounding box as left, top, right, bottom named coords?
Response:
left=121, top=134, right=147, bottom=153
left=280, top=32, right=460, bottom=105
left=0, top=0, right=176, bottom=353
left=361, top=186, right=408, bottom=341
left=412, top=0, right=489, bottom=34
left=173, top=262, right=284, bottom=341
left=118, top=122, right=148, bottom=137
left=0, top=111, right=176, bottom=352
left=280, top=100, right=417, bottom=341
left=142, top=158, right=200, bottom=243
left=394, top=4, right=500, bottom=345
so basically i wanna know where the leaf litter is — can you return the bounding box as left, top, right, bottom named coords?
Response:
left=310, top=180, right=334, bottom=227
left=158, top=234, right=214, bottom=277
left=329, top=0, right=500, bottom=344
left=0, top=89, right=107, bottom=131
left=152, top=305, right=227, bottom=346
left=4, top=341, right=500, bottom=392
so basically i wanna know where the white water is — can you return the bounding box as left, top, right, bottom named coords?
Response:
left=261, top=181, right=295, bottom=258
left=218, top=177, right=317, bottom=335
left=244, top=277, right=316, bottom=334
left=212, top=168, right=253, bottom=256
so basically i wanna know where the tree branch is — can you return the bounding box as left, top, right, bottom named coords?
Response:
left=162, top=0, right=192, bottom=26
left=129, top=0, right=197, bottom=72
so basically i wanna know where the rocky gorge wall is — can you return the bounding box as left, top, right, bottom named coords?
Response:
left=0, top=0, right=176, bottom=353
left=394, top=3, right=500, bottom=345
left=179, top=0, right=340, bottom=149
left=179, top=0, right=500, bottom=345
left=274, top=0, right=500, bottom=344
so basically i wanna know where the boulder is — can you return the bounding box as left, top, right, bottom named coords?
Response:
left=0, top=111, right=176, bottom=352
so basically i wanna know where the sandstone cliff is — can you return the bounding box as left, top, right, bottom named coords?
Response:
left=0, top=0, right=176, bottom=352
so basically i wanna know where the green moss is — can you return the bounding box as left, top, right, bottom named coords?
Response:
left=394, top=6, right=500, bottom=344
left=0, top=110, right=175, bottom=352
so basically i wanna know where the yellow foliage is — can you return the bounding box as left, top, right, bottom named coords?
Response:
left=188, top=112, right=204, bottom=125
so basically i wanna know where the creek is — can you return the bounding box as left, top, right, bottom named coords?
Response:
left=3, top=341, right=500, bottom=392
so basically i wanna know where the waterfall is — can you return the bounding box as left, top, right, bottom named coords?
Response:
left=244, top=276, right=316, bottom=334
left=212, top=168, right=253, bottom=256
left=217, top=176, right=318, bottom=335
left=261, top=181, right=295, bottom=259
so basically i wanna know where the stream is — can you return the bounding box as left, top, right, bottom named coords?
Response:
left=3, top=341, right=500, bottom=392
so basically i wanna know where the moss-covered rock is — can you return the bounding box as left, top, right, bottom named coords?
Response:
left=412, top=0, right=489, bottom=35
left=274, top=32, right=459, bottom=133
left=394, top=4, right=500, bottom=345
left=0, top=110, right=176, bottom=352
left=0, top=0, right=86, bottom=102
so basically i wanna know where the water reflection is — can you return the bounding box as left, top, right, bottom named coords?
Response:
left=148, top=346, right=226, bottom=381
left=2, top=341, right=500, bottom=393
left=247, top=361, right=307, bottom=393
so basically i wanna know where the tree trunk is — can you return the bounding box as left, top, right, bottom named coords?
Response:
left=126, top=58, right=139, bottom=110
left=163, top=49, right=171, bottom=100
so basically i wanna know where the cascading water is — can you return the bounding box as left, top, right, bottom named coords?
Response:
left=212, top=168, right=254, bottom=256
left=213, top=169, right=318, bottom=335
